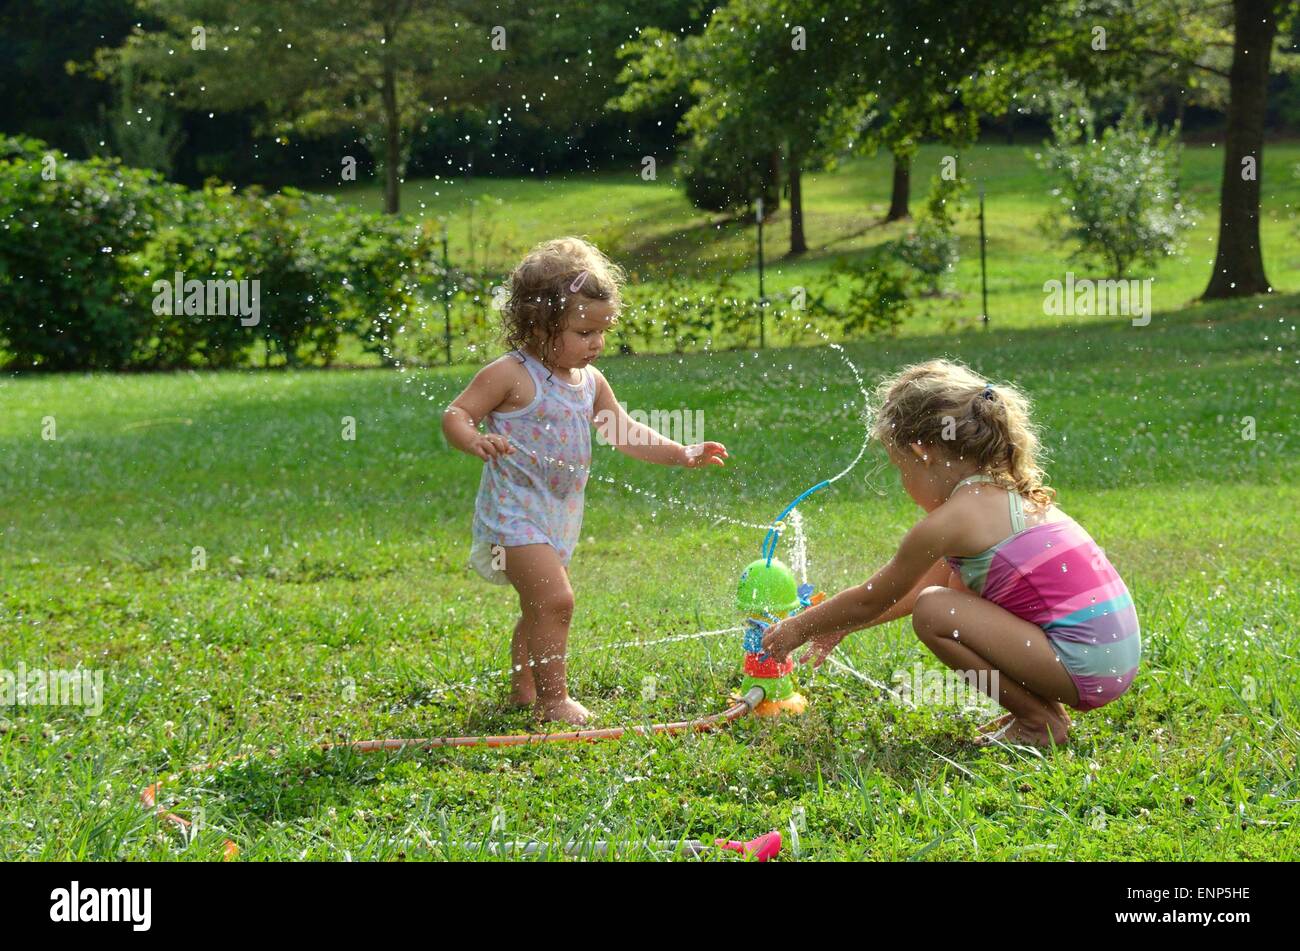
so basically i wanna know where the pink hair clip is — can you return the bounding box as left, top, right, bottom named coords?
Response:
left=569, top=270, right=590, bottom=293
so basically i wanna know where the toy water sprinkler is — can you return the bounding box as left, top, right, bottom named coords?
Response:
left=737, top=481, right=831, bottom=716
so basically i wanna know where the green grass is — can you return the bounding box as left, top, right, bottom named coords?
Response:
left=1, top=292, right=1297, bottom=859
left=330, top=140, right=1300, bottom=340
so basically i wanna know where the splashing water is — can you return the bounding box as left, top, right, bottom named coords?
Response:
left=788, top=508, right=810, bottom=584
left=412, top=315, right=875, bottom=702
left=402, top=624, right=744, bottom=705
left=821, top=340, right=872, bottom=487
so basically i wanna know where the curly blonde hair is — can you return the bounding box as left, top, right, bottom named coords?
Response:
left=871, top=359, right=1055, bottom=506
left=502, top=237, right=626, bottom=361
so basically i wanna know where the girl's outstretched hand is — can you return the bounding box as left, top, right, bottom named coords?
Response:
left=762, top=619, right=804, bottom=664
left=469, top=433, right=514, bottom=462
left=798, top=630, right=847, bottom=669
left=683, top=442, right=728, bottom=467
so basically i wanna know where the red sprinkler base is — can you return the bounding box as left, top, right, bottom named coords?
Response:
left=717, top=829, right=783, bottom=861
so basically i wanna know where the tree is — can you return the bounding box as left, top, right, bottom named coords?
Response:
left=1037, top=94, right=1197, bottom=278
left=829, top=1, right=1057, bottom=223
left=1009, top=0, right=1298, bottom=299
left=0, top=0, right=141, bottom=153
left=94, top=0, right=495, bottom=213
left=1203, top=0, right=1295, bottom=298
left=613, top=0, right=853, bottom=256
left=80, top=60, right=185, bottom=176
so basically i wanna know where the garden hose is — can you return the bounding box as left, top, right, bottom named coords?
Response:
left=140, top=685, right=768, bottom=860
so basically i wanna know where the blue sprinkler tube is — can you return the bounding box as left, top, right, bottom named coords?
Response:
left=761, top=480, right=831, bottom=566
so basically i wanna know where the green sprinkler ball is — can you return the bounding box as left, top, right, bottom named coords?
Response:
left=737, top=558, right=801, bottom=616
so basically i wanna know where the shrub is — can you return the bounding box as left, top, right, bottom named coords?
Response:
left=0, top=137, right=438, bottom=371
left=1036, top=97, right=1196, bottom=278
left=889, top=174, right=965, bottom=296
left=0, top=139, right=179, bottom=370
left=827, top=254, right=914, bottom=335
left=678, top=126, right=777, bottom=216
left=893, top=219, right=959, bottom=297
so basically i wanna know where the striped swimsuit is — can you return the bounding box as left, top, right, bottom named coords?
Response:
left=945, top=475, right=1140, bottom=711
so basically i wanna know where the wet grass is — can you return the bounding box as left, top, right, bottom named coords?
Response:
left=0, top=293, right=1297, bottom=859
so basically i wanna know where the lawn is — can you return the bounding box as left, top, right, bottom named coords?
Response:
left=1, top=290, right=1297, bottom=860
left=330, top=141, right=1300, bottom=342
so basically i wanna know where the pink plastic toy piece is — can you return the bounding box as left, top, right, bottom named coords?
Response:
left=715, top=829, right=782, bottom=862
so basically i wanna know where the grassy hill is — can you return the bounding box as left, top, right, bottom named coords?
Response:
left=330, top=141, right=1300, bottom=338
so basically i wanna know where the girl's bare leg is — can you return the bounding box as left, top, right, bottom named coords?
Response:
left=509, top=617, right=536, bottom=707
left=502, top=543, right=589, bottom=725
left=911, top=586, right=1079, bottom=747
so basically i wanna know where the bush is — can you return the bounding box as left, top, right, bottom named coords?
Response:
left=0, top=137, right=438, bottom=371
left=1036, top=96, right=1197, bottom=278
left=893, top=219, right=959, bottom=297
left=0, top=139, right=180, bottom=370
left=827, top=255, right=914, bottom=335
left=888, top=174, right=965, bottom=297
left=677, top=126, right=777, bottom=216
left=607, top=259, right=914, bottom=353
left=617, top=273, right=744, bottom=352
left=336, top=211, right=443, bottom=366
left=123, top=184, right=257, bottom=369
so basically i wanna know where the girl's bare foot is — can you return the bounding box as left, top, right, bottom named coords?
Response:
left=536, top=697, right=591, bottom=726
left=975, top=713, right=1070, bottom=748
left=1052, top=701, right=1074, bottom=731
left=509, top=666, right=537, bottom=708
left=976, top=712, right=1015, bottom=735
left=1005, top=716, right=1070, bottom=748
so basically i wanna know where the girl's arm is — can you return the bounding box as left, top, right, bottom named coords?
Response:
left=858, top=557, right=955, bottom=628
left=763, top=510, right=955, bottom=663
left=591, top=367, right=727, bottom=467
left=791, top=558, right=955, bottom=668
left=441, top=361, right=516, bottom=461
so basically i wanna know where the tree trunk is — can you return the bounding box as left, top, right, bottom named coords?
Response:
left=788, top=156, right=807, bottom=255
left=886, top=150, right=911, bottom=221
left=1202, top=0, right=1277, bottom=299
left=381, top=59, right=401, bottom=215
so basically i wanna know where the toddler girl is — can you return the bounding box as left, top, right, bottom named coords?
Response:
left=442, top=237, right=728, bottom=724
left=763, top=359, right=1139, bottom=747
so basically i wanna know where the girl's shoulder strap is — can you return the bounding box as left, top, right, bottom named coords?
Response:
left=512, top=348, right=552, bottom=388
left=951, top=473, right=1028, bottom=533
left=1007, top=489, right=1026, bottom=533
left=948, top=472, right=998, bottom=499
